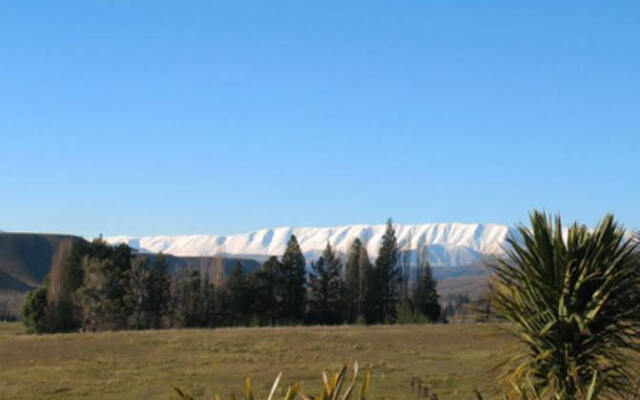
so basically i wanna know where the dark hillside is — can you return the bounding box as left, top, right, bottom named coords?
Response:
left=0, top=270, right=36, bottom=292
left=434, top=264, right=490, bottom=300
left=0, top=231, right=484, bottom=301
left=0, top=233, right=83, bottom=289
left=0, top=233, right=261, bottom=294
left=160, top=254, right=261, bottom=275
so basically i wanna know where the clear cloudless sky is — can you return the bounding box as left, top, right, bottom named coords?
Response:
left=1, top=1, right=639, bottom=237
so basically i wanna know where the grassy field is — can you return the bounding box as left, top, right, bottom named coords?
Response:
left=0, top=322, right=518, bottom=400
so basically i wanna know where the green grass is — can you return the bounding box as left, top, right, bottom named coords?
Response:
left=0, top=322, right=517, bottom=400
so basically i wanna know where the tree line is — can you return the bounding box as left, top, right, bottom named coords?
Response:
left=22, top=219, right=442, bottom=333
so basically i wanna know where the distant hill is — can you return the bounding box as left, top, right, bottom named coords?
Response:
left=0, top=232, right=261, bottom=294
left=433, top=263, right=490, bottom=300
left=0, top=270, right=36, bottom=292
left=0, top=233, right=83, bottom=290
left=0, top=230, right=487, bottom=305
left=147, top=253, right=262, bottom=276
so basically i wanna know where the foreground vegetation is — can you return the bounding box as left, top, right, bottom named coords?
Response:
left=490, top=212, right=640, bottom=399
left=0, top=322, right=513, bottom=400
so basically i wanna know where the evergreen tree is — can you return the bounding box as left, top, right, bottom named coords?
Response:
left=179, top=269, right=203, bottom=328
left=395, top=299, right=419, bottom=324
left=307, top=243, right=344, bottom=324
left=76, top=257, right=112, bottom=331
left=278, top=235, right=306, bottom=323
left=105, top=244, right=134, bottom=329
left=74, top=239, right=127, bottom=331
left=372, top=218, right=401, bottom=323
left=247, top=256, right=280, bottom=325
left=201, top=270, right=218, bottom=327
left=22, top=287, right=49, bottom=333
left=212, top=283, right=229, bottom=327
left=343, top=239, right=362, bottom=323
left=226, top=261, right=248, bottom=325
left=357, top=245, right=373, bottom=321
left=146, top=254, right=171, bottom=329
left=412, top=248, right=441, bottom=322
left=167, top=273, right=182, bottom=328
left=64, top=239, right=89, bottom=295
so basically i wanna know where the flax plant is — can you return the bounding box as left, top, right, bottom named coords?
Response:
left=174, top=363, right=369, bottom=400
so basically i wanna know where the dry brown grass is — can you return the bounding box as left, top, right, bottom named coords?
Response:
left=0, top=322, right=517, bottom=400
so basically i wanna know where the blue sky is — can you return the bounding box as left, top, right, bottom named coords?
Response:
left=1, top=1, right=639, bottom=237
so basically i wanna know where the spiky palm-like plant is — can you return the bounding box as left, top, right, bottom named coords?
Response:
left=174, top=363, right=369, bottom=400
left=490, top=212, right=640, bottom=400
left=175, top=372, right=300, bottom=400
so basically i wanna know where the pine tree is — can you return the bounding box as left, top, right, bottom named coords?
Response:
left=75, top=240, right=134, bottom=331
left=343, top=239, right=362, bottom=323
left=307, top=243, right=344, bottom=324
left=106, top=244, right=134, bottom=329
left=201, top=271, right=218, bottom=327
left=357, top=245, right=373, bottom=322
left=372, top=218, right=401, bottom=324
left=412, top=246, right=441, bottom=322
left=278, top=235, right=306, bottom=323
left=214, top=284, right=231, bottom=327
left=167, top=273, right=183, bottom=328
left=146, top=254, right=171, bottom=329
left=246, top=256, right=280, bottom=325
left=226, top=261, right=248, bottom=325
left=76, top=257, right=111, bottom=331
left=22, top=287, right=49, bottom=333
left=179, top=269, right=202, bottom=328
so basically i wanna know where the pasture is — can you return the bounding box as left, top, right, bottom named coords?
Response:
left=0, top=322, right=516, bottom=400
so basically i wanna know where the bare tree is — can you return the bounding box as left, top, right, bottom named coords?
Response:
left=399, top=232, right=413, bottom=302
left=127, top=256, right=150, bottom=329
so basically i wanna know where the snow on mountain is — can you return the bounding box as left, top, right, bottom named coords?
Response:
left=104, top=223, right=517, bottom=267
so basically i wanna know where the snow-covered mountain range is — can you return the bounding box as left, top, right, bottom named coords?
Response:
left=104, top=223, right=518, bottom=267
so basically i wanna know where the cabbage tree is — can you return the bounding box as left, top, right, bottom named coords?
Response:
left=490, top=212, right=640, bottom=399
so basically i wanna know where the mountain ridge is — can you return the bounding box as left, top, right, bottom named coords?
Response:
left=104, top=223, right=518, bottom=267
